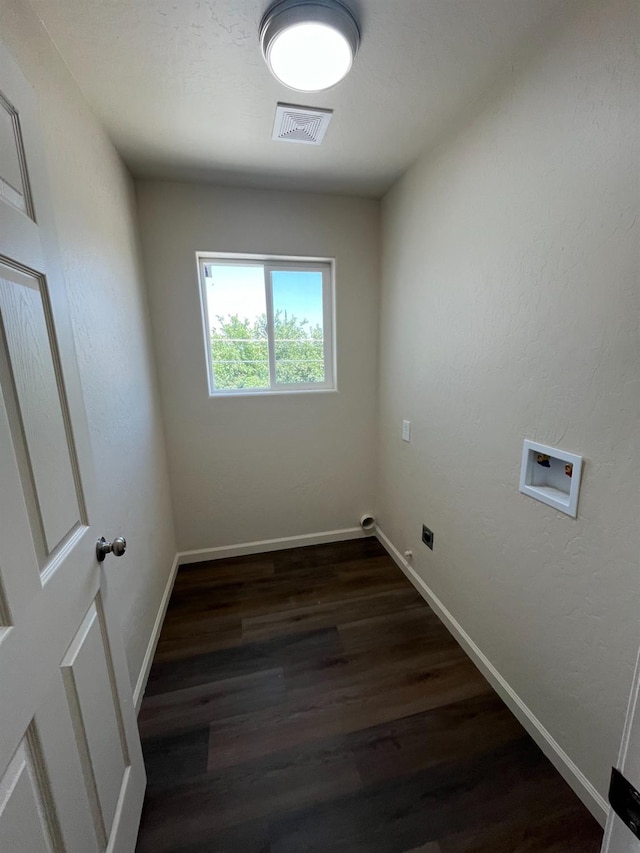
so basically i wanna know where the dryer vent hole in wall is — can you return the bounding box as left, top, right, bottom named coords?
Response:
left=360, top=515, right=376, bottom=533
left=422, top=524, right=434, bottom=550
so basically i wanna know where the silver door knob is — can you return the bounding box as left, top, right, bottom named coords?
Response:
left=96, top=536, right=127, bottom=562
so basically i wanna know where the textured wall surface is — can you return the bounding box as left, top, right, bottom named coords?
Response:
left=378, top=0, right=639, bottom=801
left=3, top=0, right=176, bottom=690
left=137, top=182, right=379, bottom=551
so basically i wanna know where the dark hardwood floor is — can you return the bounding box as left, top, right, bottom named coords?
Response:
left=135, top=537, right=603, bottom=852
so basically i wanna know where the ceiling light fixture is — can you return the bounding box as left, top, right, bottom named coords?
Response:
left=260, top=0, right=360, bottom=93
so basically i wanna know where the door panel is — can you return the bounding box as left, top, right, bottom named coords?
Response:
left=0, top=261, right=82, bottom=560
left=0, top=35, right=145, bottom=853
left=0, top=89, right=32, bottom=217
left=61, top=600, right=129, bottom=844
left=0, top=732, right=62, bottom=853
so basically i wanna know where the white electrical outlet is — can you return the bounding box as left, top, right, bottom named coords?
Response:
left=402, top=420, right=411, bottom=442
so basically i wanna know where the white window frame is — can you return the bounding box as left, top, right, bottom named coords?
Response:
left=197, top=252, right=336, bottom=397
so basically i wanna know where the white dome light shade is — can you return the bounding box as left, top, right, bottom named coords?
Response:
left=269, top=23, right=352, bottom=92
left=261, top=0, right=360, bottom=93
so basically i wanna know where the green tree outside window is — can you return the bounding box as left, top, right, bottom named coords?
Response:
left=211, top=311, right=325, bottom=390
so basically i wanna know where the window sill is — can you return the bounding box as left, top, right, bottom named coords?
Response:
left=208, top=388, right=339, bottom=399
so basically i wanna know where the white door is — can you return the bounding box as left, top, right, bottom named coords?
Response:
left=603, top=648, right=640, bottom=852
left=0, top=38, right=145, bottom=853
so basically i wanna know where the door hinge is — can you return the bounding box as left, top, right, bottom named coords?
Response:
left=609, top=767, right=640, bottom=840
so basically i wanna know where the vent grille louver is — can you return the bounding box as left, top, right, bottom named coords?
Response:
left=272, top=103, right=333, bottom=145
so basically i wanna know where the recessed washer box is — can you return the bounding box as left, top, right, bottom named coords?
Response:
left=519, top=439, right=583, bottom=517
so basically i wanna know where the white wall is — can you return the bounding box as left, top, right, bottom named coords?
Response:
left=136, top=182, right=379, bottom=552
left=3, top=0, right=176, bottom=691
left=378, top=0, right=639, bottom=808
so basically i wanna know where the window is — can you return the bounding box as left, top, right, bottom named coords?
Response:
left=198, top=254, right=335, bottom=395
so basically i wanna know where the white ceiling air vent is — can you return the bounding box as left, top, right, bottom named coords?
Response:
left=272, top=102, right=333, bottom=145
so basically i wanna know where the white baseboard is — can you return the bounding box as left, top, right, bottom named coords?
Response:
left=177, top=526, right=368, bottom=565
left=133, top=553, right=180, bottom=714
left=375, top=526, right=609, bottom=827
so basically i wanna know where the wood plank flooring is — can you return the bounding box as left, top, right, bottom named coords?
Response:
left=135, top=537, right=603, bottom=852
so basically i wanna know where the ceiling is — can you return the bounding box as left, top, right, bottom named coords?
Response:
left=29, top=0, right=583, bottom=197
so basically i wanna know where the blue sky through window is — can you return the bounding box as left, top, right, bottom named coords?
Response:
left=272, top=270, right=323, bottom=331
left=205, top=264, right=324, bottom=333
